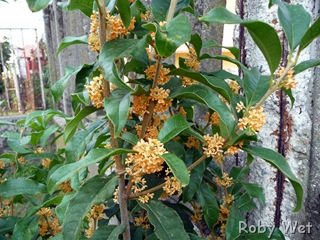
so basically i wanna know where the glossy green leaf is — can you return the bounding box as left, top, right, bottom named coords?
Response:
left=40, top=124, right=59, bottom=148
left=242, top=145, right=303, bottom=212
left=56, top=193, right=76, bottom=223
left=26, top=0, right=50, bottom=11
left=139, top=200, right=189, bottom=240
left=275, top=1, right=310, bottom=51
left=12, top=215, right=39, bottom=240
left=0, top=216, right=19, bottom=235
left=183, top=160, right=205, bottom=202
left=64, top=106, right=99, bottom=143
left=200, top=7, right=281, bottom=74
left=63, top=175, right=118, bottom=240
left=281, top=87, right=295, bottom=109
left=171, top=84, right=236, bottom=135
left=225, top=203, right=246, bottom=240
left=169, top=68, right=234, bottom=103
left=242, top=182, right=265, bottom=205
left=90, top=225, right=126, bottom=240
left=299, top=16, right=320, bottom=52
left=58, top=0, right=94, bottom=17
left=120, top=132, right=138, bottom=145
left=155, top=14, right=191, bottom=57
left=161, top=153, right=189, bottom=187
left=158, top=114, right=193, bottom=143
left=98, top=39, right=139, bottom=91
left=24, top=109, right=65, bottom=127
left=57, top=36, right=88, bottom=55
left=104, top=89, right=131, bottom=137
left=203, top=39, right=240, bottom=60
left=243, top=68, right=269, bottom=107
left=117, top=0, right=131, bottom=28
left=196, top=183, right=219, bottom=228
left=65, top=120, right=106, bottom=163
left=0, top=178, right=46, bottom=197
left=189, top=33, right=202, bottom=57
left=51, top=65, right=84, bottom=103
left=47, top=148, right=133, bottom=193
left=293, top=59, right=320, bottom=75
left=151, top=0, right=190, bottom=22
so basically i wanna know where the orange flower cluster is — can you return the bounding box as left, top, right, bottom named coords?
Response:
left=36, top=208, right=61, bottom=237
left=150, top=87, right=172, bottom=113
left=0, top=199, right=11, bottom=218
left=134, top=214, right=150, bottom=229
left=145, top=64, right=171, bottom=85
left=0, top=160, right=4, bottom=169
left=191, top=203, right=203, bottom=223
left=132, top=94, right=150, bottom=115
left=218, top=194, right=234, bottom=237
left=88, top=11, right=136, bottom=52
left=18, top=156, right=25, bottom=164
left=184, top=47, right=200, bottom=71
left=216, top=172, right=234, bottom=188
left=203, top=133, right=225, bottom=158
left=185, top=136, right=200, bottom=150
left=238, top=106, right=266, bottom=133
left=228, top=80, right=240, bottom=94
left=106, top=12, right=136, bottom=41
left=58, top=181, right=73, bottom=193
left=283, top=70, right=297, bottom=89
left=204, top=112, right=220, bottom=126
left=125, top=138, right=167, bottom=203
left=163, top=169, right=181, bottom=195
left=182, top=76, right=197, bottom=86
left=85, top=74, right=105, bottom=108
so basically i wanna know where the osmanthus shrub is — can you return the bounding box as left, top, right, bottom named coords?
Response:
left=0, top=0, right=320, bottom=239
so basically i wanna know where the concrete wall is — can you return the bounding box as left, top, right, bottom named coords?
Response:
left=235, top=0, right=320, bottom=239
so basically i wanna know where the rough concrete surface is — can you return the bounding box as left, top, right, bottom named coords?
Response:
left=235, top=0, right=320, bottom=239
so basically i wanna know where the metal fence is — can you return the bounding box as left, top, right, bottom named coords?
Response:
left=0, top=28, right=46, bottom=114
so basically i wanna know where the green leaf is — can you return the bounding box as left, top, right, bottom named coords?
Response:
left=63, top=175, right=118, bottom=240
left=104, top=89, right=130, bottom=137
left=120, top=132, right=138, bottom=145
left=58, top=0, right=94, bottom=17
left=51, top=65, right=84, bottom=103
left=243, top=68, right=269, bottom=107
left=26, top=0, right=50, bottom=11
left=65, top=120, right=106, bottom=163
left=64, top=106, right=99, bottom=143
left=299, top=16, right=320, bottom=52
left=242, top=182, right=265, bottom=205
left=155, top=14, right=191, bottom=57
left=200, top=7, right=281, bottom=74
left=281, top=87, right=295, bottom=109
left=151, top=0, right=190, bottom=22
left=117, top=0, right=131, bottom=28
left=0, top=120, right=15, bottom=126
left=40, top=124, right=59, bottom=148
left=203, top=39, right=240, bottom=60
left=293, top=59, right=320, bottom=75
left=25, top=109, right=65, bottom=127
left=98, top=39, right=139, bottom=91
left=57, top=36, right=88, bottom=55
left=0, top=216, right=19, bottom=235
left=183, top=160, right=205, bottom=202
left=158, top=114, right=193, bottom=143
left=161, top=153, right=189, bottom=187
left=275, top=1, right=310, bottom=51
left=171, top=84, right=236, bottom=136
left=225, top=203, right=246, bottom=240
left=47, top=148, right=133, bottom=194
left=242, top=145, right=303, bottom=212
left=169, top=68, right=234, bottom=103
left=56, top=193, right=76, bottom=223
left=0, top=178, right=46, bottom=197
left=196, top=183, right=219, bottom=228
left=12, top=215, right=39, bottom=240
left=139, top=200, right=190, bottom=240
left=90, top=225, right=126, bottom=240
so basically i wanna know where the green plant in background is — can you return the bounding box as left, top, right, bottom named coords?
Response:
left=1, top=0, right=320, bottom=239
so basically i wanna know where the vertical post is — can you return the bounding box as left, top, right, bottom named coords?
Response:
left=52, top=0, right=68, bottom=114
left=0, top=41, right=11, bottom=109
left=9, top=30, right=22, bottom=113
left=35, top=29, right=47, bottom=109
